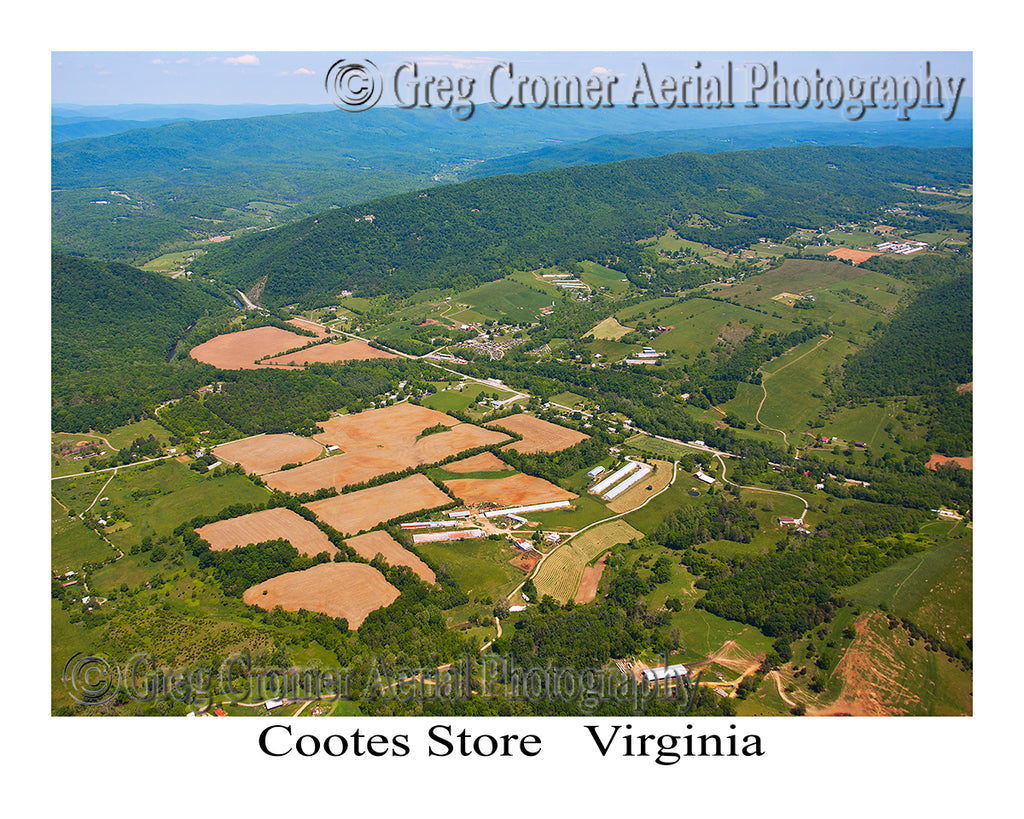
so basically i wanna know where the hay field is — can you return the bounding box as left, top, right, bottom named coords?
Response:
left=534, top=519, right=643, bottom=604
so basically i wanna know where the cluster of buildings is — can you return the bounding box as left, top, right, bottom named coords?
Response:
left=876, top=239, right=928, bottom=255
left=589, top=460, right=654, bottom=500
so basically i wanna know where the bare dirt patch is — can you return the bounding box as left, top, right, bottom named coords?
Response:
left=510, top=551, right=541, bottom=574
left=347, top=530, right=436, bottom=583
left=196, top=507, right=336, bottom=556
left=927, top=453, right=973, bottom=471
left=189, top=326, right=309, bottom=369
left=212, top=434, right=324, bottom=475
left=827, top=247, right=881, bottom=264
left=265, top=403, right=511, bottom=494
left=574, top=553, right=608, bottom=604
left=811, top=611, right=912, bottom=716
left=261, top=339, right=398, bottom=367
left=445, top=451, right=513, bottom=474
left=304, top=474, right=452, bottom=536
left=486, top=413, right=589, bottom=454
left=444, top=473, right=577, bottom=507
left=243, top=562, right=399, bottom=626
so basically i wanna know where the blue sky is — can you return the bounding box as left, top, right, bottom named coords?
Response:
left=52, top=51, right=972, bottom=107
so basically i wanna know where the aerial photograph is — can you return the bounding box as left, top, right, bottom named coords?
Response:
left=50, top=48, right=975, bottom=732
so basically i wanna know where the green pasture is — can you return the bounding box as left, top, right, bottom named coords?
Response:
left=755, top=335, right=852, bottom=434
left=52, top=515, right=116, bottom=573
left=414, top=536, right=524, bottom=600
left=578, top=261, right=631, bottom=295
left=454, top=277, right=553, bottom=323
left=421, top=382, right=516, bottom=413
left=103, top=418, right=173, bottom=450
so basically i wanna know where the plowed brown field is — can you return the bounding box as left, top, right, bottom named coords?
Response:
left=242, top=562, right=399, bottom=626
left=262, top=339, right=397, bottom=366
left=445, top=451, right=513, bottom=473
left=189, top=326, right=309, bottom=369
left=196, top=507, right=336, bottom=556
left=486, top=413, right=588, bottom=454
left=444, top=473, right=576, bottom=506
left=347, top=530, right=436, bottom=583
left=264, top=403, right=511, bottom=494
left=304, top=474, right=452, bottom=536
left=212, top=434, right=324, bottom=475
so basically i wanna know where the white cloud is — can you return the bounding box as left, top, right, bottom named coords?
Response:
left=590, top=66, right=612, bottom=74
left=224, top=54, right=260, bottom=66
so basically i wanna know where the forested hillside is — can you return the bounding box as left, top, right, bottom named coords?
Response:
left=194, top=145, right=972, bottom=306
left=51, top=254, right=227, bottom=431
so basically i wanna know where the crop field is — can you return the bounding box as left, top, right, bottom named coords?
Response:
left=574, top=554, right=609, bottom=604
left=263, top=403, right=511, bottom=493
left=486, top=413, right=589, bottom=454
left=196, top=507, right=337, bottom=556
left=189, top=326, right=311, bottom=369
left=242, top=562, right=400, bottom=627
left=286, top=317, right=330, bottom=337
left=347, top=530, right=436, bottom=583
left=827, top=247, right=881, bottom=264
left=212, top=434, right=324, bottom=475
left=304, top=474, right=452, bottom=536
left=533, top=519, right=644, bottom=604
left=444, top=451, right=513, bottom=474
left=443, top=472, right=577, bottom=507
left=261, top=339, right=398, bottom=366
left=927, top=454, right=973, bottom=471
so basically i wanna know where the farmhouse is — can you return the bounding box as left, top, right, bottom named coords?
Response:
left=778, top=516, right=799, bottom=525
